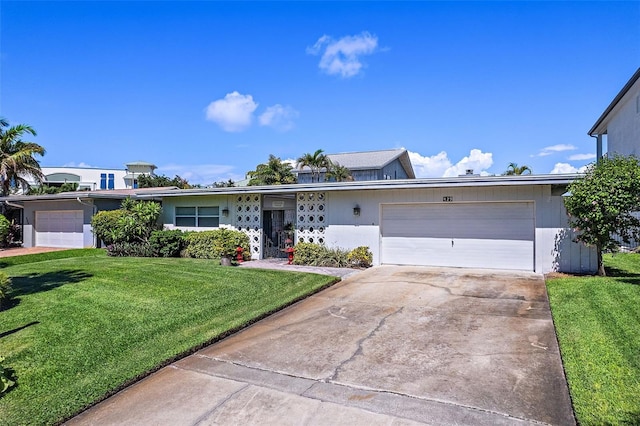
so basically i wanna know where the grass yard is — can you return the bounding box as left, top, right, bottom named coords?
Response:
left=0, top=250, right=337, bottom=426
left=547, top=253, right=640, bottom=426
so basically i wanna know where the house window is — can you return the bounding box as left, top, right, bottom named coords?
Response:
left=100, top=173, right=107, bottom=190
left=108, top=173, right=115, bottom=190
left=175, top=206, right=220, bottom=227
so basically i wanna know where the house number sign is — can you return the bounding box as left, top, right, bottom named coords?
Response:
left=443, top=196, right=453, bottom=202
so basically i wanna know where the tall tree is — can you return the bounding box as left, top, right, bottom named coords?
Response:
left=137, top=174, right=191, bottom=189
left=503, top=162, right=532, bottom=176
left=326, top=162, right=353, bottom=182
left=247, top=155, right=297, bottom=186
left=297, top=149, right=332, bottom=183
left=564, top=155, right=640, bottom=276
left=0, top=118, right=46, bottom=196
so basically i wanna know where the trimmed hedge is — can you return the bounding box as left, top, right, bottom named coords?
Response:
left=183, top=229, right=250, bottom=260
left=293, top=243, right=373, bottom=268
left=149, top=229, right=186, bottom=257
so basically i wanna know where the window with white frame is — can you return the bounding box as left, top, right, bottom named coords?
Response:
left=175, top=206, right=220, bottom=227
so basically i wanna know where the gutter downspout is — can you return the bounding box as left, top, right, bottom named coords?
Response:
left=77, top=197, right=98, bottom=248
left=591, top=134, right=603, bottom=163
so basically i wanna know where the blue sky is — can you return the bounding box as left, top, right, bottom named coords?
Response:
left=1, top=1, right=639, bottom=185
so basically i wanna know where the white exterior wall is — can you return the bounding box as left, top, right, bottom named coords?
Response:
left=323, top=185, right=596, bottom=274
left=22, top=200, right=95, bottom=248
left=159, top=184, right=597, bottom=274
left=37, top=167, right=130, bottom=190
left=606, top=80, right=640, bottom=157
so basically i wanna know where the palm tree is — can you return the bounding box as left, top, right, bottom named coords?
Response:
left=326, top=162, right=353, bottom=182
left=503, top=162, right=532, bottom=176
left=247, top=154, right=297, bottom=186
left=0, top=118, right=46, bottom=196
left=296, top=149, right=332, bottom=183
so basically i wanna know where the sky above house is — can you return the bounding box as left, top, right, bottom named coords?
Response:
left=1, top=1, right=639, bottom=185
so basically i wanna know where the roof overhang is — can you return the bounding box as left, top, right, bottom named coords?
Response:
left=589, top=68, right=640, bottom=136
left=0, top=187, right=179, bottom=203
left=135, top=174, right=581, bottom=199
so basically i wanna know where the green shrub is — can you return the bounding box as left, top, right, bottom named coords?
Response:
left=92, top=200, right=162, bottom=246
left=106, top=242, right=153, bottom=257
left=347, top=246, right=373, bottom=268
left=0, top=215, right=10, bottom=247
left=292, top=242, right=326, bottom=266
left=92, top=210, right=127, bottom=245
left=184, top=229, right=250, bottom=260
left=0, top=356, right=16, bottom=396
left=0, top=271, right=11, bottom=310
left=149, top=229, right=186, bottom=257
left=292, top=242, right=349, bottom=268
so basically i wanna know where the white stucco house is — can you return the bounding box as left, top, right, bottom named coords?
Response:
left=589, top=67, right=640, bottom=158
left=139, top=175, right=594, bottom=274
left=2, top=173, right=596, bottom=274
left=2, top=143, right=599, bottom=275
left=26, top=161, right=157, bottom=191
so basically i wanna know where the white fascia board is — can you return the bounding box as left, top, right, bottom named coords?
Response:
left=136, top=174, right=581, bottom=199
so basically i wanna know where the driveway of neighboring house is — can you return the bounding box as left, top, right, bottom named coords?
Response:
left=0, top=246, right=67, bottom=257
left=67, top=266, right=574, bottom=426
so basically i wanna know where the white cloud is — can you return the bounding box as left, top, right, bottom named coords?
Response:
left=157, top=164, right=242, bottom=186
left=443, top=149, right=494, bottom=177
left=259, top=104, right=299, bottom=132
left=205, top=91, right=258, bottom=132
left=568, top=153, right=597, bottom=161
left=307, top=32, right=378, bottom=78
left=283, top=158, right=297, bottom=168
left=408, top=151, right=452, bottom=178
left=408, top=149, right=493, bottom=178
left=532, top=144, right=577, bottom=157
left=62, top=162, right=92, bottom=168
left=550, top=163, right=588, bottom=174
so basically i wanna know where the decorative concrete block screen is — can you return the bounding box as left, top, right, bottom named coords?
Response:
left=235, top=194, right=262, bottom=258
left=296, top=192, right=327, bottom=244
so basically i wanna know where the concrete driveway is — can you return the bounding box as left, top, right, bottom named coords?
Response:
left=67, top=266, right=575, bottom=425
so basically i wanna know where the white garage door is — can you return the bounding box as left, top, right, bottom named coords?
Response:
left=35, top=210, right=84, bottom=248
left=381, top=202, right=534, bottom=271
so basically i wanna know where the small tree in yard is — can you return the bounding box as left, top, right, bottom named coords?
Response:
left=564, top=155, right=640, bottom=276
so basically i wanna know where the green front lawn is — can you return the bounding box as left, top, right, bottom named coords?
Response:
left=0, top=250, right=337, bottom=425
left=547, top=253, right=640, bottom=426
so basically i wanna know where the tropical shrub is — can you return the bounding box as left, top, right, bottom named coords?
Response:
left=91, top=210, right=127, bottom=245
left=183, top=229, right=250, bottom=260
left=149, top=229, right=186, bottom=257
left=93, top=199, right=162, bottom=250
left=0, top=356, right=16, bottom=396
left=0, top=271, right=12, bottom=310
left=347, top=246, right=373, bottom=268
left=0, top=214, right=10, bottom=247
left=7, top=220, right=21, bottom=246
left=118, top=199, right=162, bottom=243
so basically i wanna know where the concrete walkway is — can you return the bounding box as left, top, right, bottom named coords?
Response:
left=67, top=266, right=574, bottom=426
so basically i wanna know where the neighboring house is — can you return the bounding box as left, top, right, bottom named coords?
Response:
left=3, top=187, right=173, bottom=248
left=26, top=161, right=157, bottom=191
left=589, top=68, right=640, bottom=158
left=589, top=68, right=640, bottom=251
left=296, top=149, right=415, bottom=183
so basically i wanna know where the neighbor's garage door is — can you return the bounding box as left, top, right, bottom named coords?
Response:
left=381, top=202, right=534, bottom=271
left=35, top=210, right=84, bottom=248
